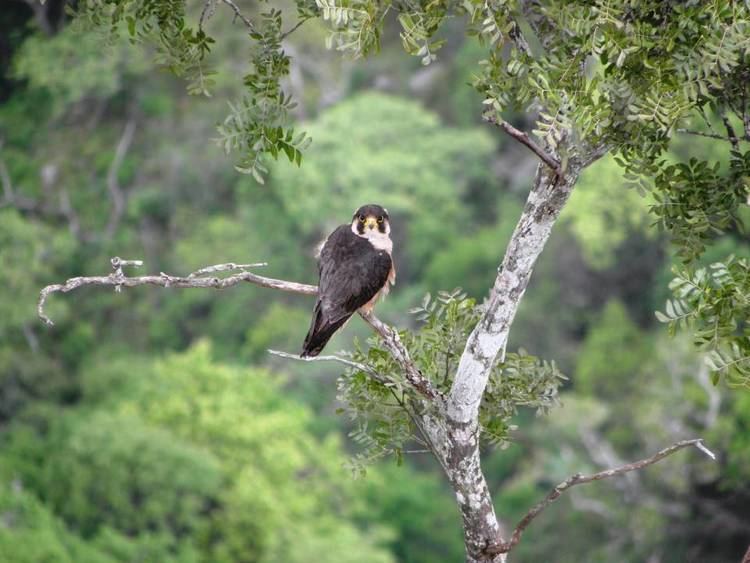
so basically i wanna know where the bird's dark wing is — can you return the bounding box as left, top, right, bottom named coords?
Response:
left=318, top=225, right=392, bottom=312
left=301, top=225, right=392, bottom=357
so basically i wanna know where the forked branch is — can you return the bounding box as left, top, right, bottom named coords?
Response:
left=38, top=257, right=441, bottom=401
left=486, top=438, right=716, bottom=556
left=483, top=112, right=562, bottom=176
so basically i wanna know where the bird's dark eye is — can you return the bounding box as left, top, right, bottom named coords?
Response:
left=358, top=215, right=365, bottom=222
left=377, top=216, right=384, bottom=223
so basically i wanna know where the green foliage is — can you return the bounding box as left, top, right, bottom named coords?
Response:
left=74, top=1, right=312, bottom=180
left=481, top=349, right=565, bottom=447
left=562, top=156, right=654, bottom=270
left=0, top=210, right=75, bottom=328
left=423, top=196, right=522, bottom=297
left=356, top=463, right=464, bottom=563
left=6, top=2, right=750, bottom=560
left=217, top=9, right=311, bottom=179
left=577, top=300, right=650, bottom=398
left=1, top=344, right=396, bottom=563
left=13, top=24, right=149, bottom=113
left=39, top=411, right=222, bottom=543
left=657, top=257, right=750, bottom=386
left=650, top=154, right=749, bottom=262
left=0, top=483, right=116, bottom=563
left=316, top=0, right=383, bottom=57
left=242, top=302, right=310, bottom=361
left=340, top=290, right=564, bottom=471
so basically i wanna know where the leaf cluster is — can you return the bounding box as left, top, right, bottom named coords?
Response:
left=338, top=290, right=565, bottom=473
left=657, top=257, right=750, bottom=387
left=74, top=0, right=315, bottom=180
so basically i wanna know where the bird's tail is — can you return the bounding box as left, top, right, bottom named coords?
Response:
left=301, top=302, right=350, bottom=357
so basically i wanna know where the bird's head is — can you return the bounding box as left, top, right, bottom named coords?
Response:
left=351, top=204, right=391, bottom=237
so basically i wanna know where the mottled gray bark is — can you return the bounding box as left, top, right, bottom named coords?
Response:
left=436, top=160, right=584, bottom=561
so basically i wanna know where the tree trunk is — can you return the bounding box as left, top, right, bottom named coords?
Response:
left=430, top=150, right=604, bottom=561
left=447, top=420, right=506, bottom=563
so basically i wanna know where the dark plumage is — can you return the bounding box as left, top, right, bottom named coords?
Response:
left=302, top=205, right=394, bottom=357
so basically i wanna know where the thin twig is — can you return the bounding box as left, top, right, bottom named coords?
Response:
left=483, top=112, right=562, bottom=176
left=38, top=257, right=441, bottom=401
left=676, top=128, right=736, bottom=142
left=486, top=438, right=716, bottom=555
left=220, top=0, right=255, bottom=31
left=267, top=349, right=391, bottom=385
left=281, top=17, right=310, bottom=41
left=199, top=0, right=218, bottom=30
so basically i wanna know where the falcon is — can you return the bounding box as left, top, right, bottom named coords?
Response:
left=301, top=204, right=396, bottom=357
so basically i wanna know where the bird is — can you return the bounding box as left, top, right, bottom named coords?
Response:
left=301, top=204, right=396, bottom=357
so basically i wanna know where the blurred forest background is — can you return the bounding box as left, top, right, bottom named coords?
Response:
left=1, top=2, right=749, bottom=562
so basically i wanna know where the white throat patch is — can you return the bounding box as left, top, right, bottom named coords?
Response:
left=351, top=222, right=393, bottom=254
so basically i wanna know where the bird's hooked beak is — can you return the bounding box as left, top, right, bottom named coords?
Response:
left=364, top=216, right=378, bottom=230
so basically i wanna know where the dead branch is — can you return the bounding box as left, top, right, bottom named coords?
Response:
left=486, top=438, right=716, bottom=556
left=482, top=113, right=562, bottom=176
left=38, top=257, right=441, bottom=401
left=268, top=349, right=391, bottom=386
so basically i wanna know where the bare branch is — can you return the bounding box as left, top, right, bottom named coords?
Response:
left=188, top=262, right=268, bottom=277
left=220, top=0, right=255, bottom=31
left=199, top=0, right=218, bottom=30
left=268, top=349, right=392, bottom=386
left=676, top=128, right=737, bottom=142
left=106, top=119, right=136, bottom=238
left=482, top=113, right=562, bottom=176
left=360, top=311, right=443, bottom=401
left=37, top=258, right=313, bottom=326
left=281, top=17, right=310, bottom=41
left=38, top=257, right=441, bottom=401
left=487, top=439, right=716, bottom=556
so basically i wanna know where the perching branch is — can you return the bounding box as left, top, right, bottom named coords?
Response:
left=482, top=112, right=562, bottom=176
left=268, top=349, right=391, bottom=386
left=219, top=0, right=255, bottom=31
left=487, top=438, right=716, bottom=556
left=38, top=257, right=441, bottom=401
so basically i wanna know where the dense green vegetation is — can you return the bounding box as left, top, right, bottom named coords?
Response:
left=1, top=2, right=749, bottom=562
